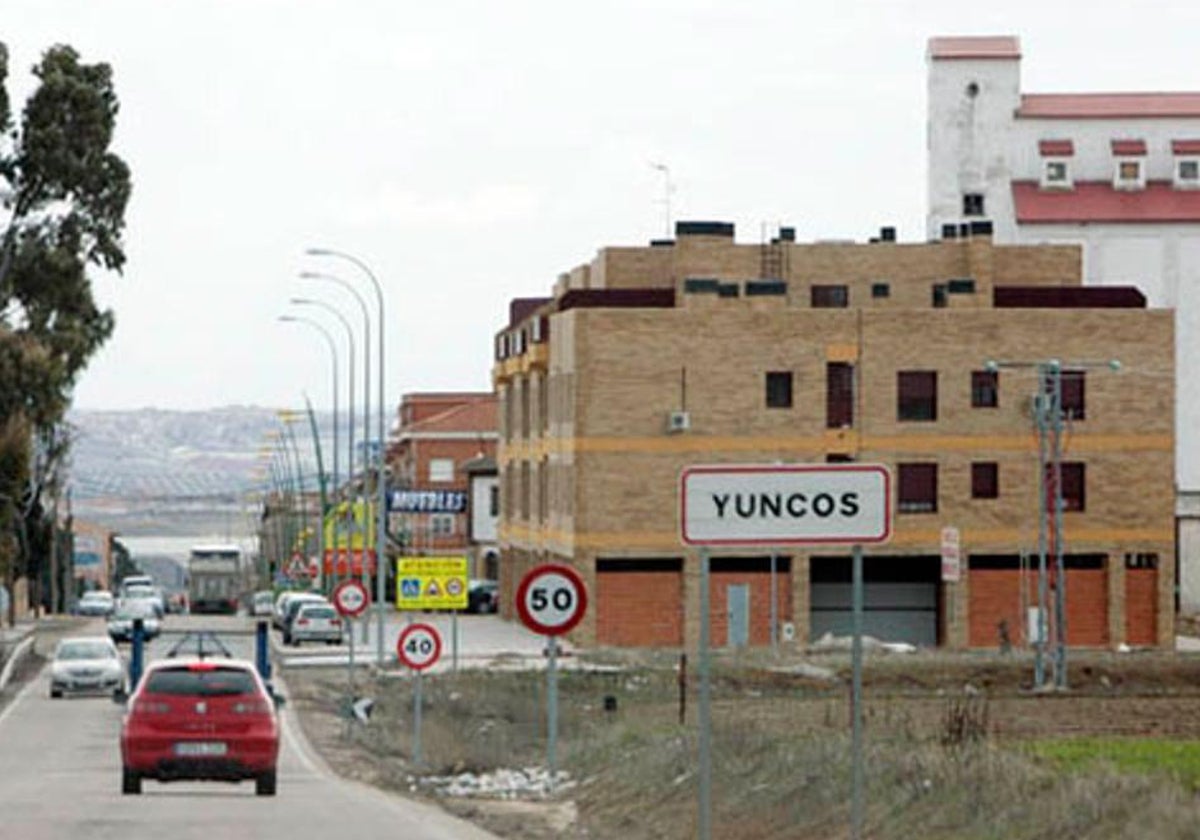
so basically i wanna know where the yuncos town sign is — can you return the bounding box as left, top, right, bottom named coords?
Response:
left=680, top=464, right=892, bottom=546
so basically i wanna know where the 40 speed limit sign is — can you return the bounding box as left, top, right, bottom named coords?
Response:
left=396, top=623, right=442, bottom=671
left=516, top=564, right=588, bottom=636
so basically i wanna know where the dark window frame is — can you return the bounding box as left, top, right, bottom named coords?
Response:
left=898, top=463, right=938, bottom=513
left=1060, top=370, right=1086, bottom=420
left=1055, top=461, right=1086, bottom=512
left=963, top=192, right=985, bottom=216
left=971, top=370, right=999, bottom=408
left=897, top=370, right=938, bottom=421
left=765, top=371, right=794, bottom=409
left=811, top=285, right=849, bottom=308
left=826, top=362, right=854, bottom=428
left=971, top=462, right=999, bottom=499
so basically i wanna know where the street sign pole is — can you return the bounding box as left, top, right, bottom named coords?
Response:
left=698, top=547, right=712, bottom=840
left=414, top=668, right=423, bottom=768
left=851, top=544, right=864, bottom=840
left=452, top=612, right=459, bottom=673
left=347, top=616, right=355, bottom=691
left=547, top=633, right=557, bottom=791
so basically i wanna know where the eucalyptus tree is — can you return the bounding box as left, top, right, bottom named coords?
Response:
left=0, top=42, right=131, bottom=619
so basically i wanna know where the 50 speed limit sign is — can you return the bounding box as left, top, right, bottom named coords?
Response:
left=396, top=623, right=442, bottom=671
left=516, top=564, right=588, bottom=636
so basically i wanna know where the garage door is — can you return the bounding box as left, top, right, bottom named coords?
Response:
left=596, top=559, right=683, bottom=647
left=810, top=556, right=938, bottom=647
left=968, top=554, right=1108, bottom=648
left=1125, top=559, right=1158, bottom=646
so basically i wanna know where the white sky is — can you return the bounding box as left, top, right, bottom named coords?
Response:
left=7, top=1, right=1200, bottom=412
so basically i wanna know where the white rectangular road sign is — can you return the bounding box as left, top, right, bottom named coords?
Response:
left=681, top=464, right=892, bottom=546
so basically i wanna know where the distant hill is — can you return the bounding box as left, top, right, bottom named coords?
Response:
left=65, top=406, right=359, bottom=537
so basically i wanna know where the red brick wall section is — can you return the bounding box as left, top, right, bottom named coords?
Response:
left=1065, top=569, right=1109, bottom=647
left=1125, top=568, right=1158, bottom=646
left=597, top=570, right=683, bottom=647
left=970, top=568, right=1109, bottom=648
left=968, top=570, right=1033, bottom=648
left=709, top=571, right=794, bottom=647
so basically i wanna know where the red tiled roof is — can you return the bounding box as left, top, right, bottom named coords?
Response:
left=1012, top=180, right=1200, bottom=223
left=927, top=36, right=1020, bottom=60
left=1020, top=93, right=1200, bottom=119
left=1173, top=139, right=1200, bottom=155
left=1038, top=139, right=1074, bottom=157
left=408, top=399, right=498, bottom=435
left=1111, top=139, right=1147, bottom=156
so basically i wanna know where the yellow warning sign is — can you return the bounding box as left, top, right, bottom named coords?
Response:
left=396, top=556, right=468, bottom=610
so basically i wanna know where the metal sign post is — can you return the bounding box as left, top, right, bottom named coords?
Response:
left=333, top=579, right=369, bottom=693
left=396, top=622, right=442, bottom=769
left=516, top=564, right=588, bottom=794
left=680, top=463, right=892, bottom=840
left=698, top=548, right=712, bottom=840
left=851, top=544, right=865, bottom=840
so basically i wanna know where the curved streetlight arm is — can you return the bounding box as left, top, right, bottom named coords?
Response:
left=306, top=248, right=388, bottom=660
left=278, top=313, right=342, bottom=591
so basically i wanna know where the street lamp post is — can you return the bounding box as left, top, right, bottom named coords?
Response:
left=306, top=248, right=389, bottom=665
left=290, top=298, right=357, bottom=596
left=299, top=272, right=373, bottom=642
left=279, top=313, right=342, bottom=593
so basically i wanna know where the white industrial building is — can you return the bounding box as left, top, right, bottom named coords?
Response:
left=926, top=35, right=1200, bottom=612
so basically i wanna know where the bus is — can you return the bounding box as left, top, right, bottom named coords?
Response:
left=188, top=544, right=243, bottom=614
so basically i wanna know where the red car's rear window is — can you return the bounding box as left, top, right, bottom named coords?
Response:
left=144, top=667, right=259, bottom=697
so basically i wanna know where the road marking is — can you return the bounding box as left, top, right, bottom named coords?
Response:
left=0, top=662, right=47, bottom=730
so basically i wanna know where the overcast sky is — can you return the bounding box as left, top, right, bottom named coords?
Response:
left=7, top=1, right=1200, bottom=414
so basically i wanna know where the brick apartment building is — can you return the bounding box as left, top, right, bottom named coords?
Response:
left=387, top=392, right=499, bottom=578
left=493, top=221, right=1174, bottom=650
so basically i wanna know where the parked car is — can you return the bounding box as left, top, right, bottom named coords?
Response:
left=49, top=636, right=125, bottom=698
left=120, top=658, right=280, bottom=796
left=281, top=594, right=330, bottom=645
left=286, top=603, right=344, bottom=646
left=466, top=579, right=499, bottom=614
left=251, top=591, right=275, bottom=617
left=76, top=590, right=115, bottom=617
left=107, top=600, right=162, bottom=643
left=273, top=591, right=322, bottom=631
left=120, top=585, right=165, bottom=619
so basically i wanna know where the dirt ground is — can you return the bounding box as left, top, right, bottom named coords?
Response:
left=282, top=643, right=1200, bottom=839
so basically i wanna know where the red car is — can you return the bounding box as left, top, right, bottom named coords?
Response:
left=120, top=658, right=280, bottom=796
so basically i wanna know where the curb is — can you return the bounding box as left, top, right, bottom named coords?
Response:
left=0, top=635, right=36, bottom=694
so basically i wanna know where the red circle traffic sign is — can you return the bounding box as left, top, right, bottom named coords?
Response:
left=332, top=579, right=369, bottom=618
left=516, top=564, right=587, bottom=636
left=396, top=623, right=442, bottom=671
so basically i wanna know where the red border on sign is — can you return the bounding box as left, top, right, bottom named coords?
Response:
left=332, top=579, right=370, bottom=618
left=516, top=564, right=588, bottom=636
left=679, top=463, right=893, bottom=546
left=396, top=622, right=442, bottom=671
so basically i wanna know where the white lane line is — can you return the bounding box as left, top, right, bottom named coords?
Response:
left=0, top=662, right=47, bottom=731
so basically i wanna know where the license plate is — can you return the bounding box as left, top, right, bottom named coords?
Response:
left=174, top=741, right=227, bottom=757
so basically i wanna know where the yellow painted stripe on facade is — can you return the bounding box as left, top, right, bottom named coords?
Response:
left=825, top=343, right=859, bottom=362
left=497, top=525, right=1173, bottom=552
left=498, top=432, right=1172, bottom=464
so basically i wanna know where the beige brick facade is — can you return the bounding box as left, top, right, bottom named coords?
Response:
left=494, top=227, right=1174, bottom=650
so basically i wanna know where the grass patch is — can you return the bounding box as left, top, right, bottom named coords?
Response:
left=1025, top=738, right=1200, bottom=791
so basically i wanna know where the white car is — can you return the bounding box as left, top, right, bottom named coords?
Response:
left=287, top=602, right=344, bottom=646
left=76, top=590, right=115, bottom=617
left=50, top=636, right=125, bottom=698
left=252, top=591, right=275, bottom=617
left=107, top=600, right=162, bottom=643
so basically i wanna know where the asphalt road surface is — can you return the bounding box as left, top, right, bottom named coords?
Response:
left=0, top=615, right=499, bottom=840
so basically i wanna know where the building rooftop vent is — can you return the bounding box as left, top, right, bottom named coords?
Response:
left=675, top=220, right=735, bottom=238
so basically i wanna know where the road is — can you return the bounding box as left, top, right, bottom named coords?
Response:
left=0, top=615, right=499, bottom=840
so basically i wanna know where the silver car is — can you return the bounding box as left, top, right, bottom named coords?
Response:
left=287, top=603, right=344, bottom=646
left=50, top=637, right=125, bottom=698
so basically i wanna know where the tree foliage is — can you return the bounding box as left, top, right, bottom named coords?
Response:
left=0, top=42, right=131, bottom=616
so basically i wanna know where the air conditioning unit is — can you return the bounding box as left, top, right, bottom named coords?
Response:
left=666, top=410, right=691, bottom=433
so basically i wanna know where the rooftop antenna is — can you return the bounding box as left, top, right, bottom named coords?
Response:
left=651, top=162, right=673, bottom=238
